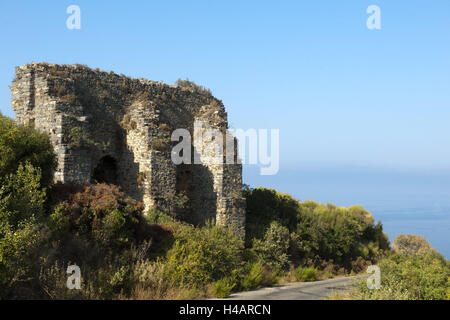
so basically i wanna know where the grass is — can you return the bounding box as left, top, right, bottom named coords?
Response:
left=294, top=267, right=318, bottom=282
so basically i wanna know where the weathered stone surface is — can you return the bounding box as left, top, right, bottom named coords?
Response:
left=11, top=63, right=246, bottom=238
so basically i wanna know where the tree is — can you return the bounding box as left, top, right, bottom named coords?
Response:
left=0, top=113, right=56, bottom=188
left=252, top=221, right=290, bottom=270
left=0, top=162, right=47, bottom=227
left=392, top=234, right=434, bottom=256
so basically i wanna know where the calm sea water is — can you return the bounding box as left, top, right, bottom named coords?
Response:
left=245, top=166, right=450, bottom=259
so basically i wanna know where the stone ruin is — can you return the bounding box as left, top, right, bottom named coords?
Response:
left=11, top=63, right=246, bottom=238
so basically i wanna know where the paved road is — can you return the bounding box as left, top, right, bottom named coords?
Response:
left=226, top=276, right=362, bottom=300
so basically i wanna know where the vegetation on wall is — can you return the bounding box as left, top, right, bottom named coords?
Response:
left=175, top=78, right=212, bottom=96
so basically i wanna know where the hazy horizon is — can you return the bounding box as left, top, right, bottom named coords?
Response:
left=244, top=164, right=450, bottom=258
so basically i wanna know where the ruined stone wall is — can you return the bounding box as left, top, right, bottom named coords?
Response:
left=11, top=63, right=245, bottom=238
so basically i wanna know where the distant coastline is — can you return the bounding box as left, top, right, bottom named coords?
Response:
left=244, top=165, right=450, bottom=258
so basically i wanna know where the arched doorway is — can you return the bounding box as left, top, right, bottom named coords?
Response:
left=175, top=164, right=193, bottom=221
left=92, top=155, right=118, bottom=185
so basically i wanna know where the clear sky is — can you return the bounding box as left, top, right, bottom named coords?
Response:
left=0, top=0, right=449, bottom=177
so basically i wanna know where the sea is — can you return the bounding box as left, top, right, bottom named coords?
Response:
left=244, top=165, right=450, bottom=259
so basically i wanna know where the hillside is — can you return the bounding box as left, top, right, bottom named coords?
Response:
left=0, top=113, right=448, bottom=300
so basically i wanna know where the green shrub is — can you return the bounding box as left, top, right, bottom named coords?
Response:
left=244, top=187, right=300, bottom=242
left=392, top=234, right=434, bottom=256
left=354, top=251, right=449, bottom=300
left=244, top=186, right=390, bottom=269
left=252, top=221, right=290, bottom=270
left=38, top=261, right=83, bottom=299
left=212, top=277, right=236, bottom=298
left=47, top=204, right=71, bottom=237
left=0, top=180, right=163, bottom=299
left=93, top=209, right=134, bottom=246
left=0, top=162, right=47, bottom=227
left=240, top=261, right=264, bottom=291
left=0, top=113, right=56, bottom=187
left=163, top=220, right=243, bottom=287
left=50, top=183, right=145, bottom=247
left=295, top=267, right=318, bottom=282
left=146, top=208, right=175, bottom=225
left=0, top=218, right=52, bottom=298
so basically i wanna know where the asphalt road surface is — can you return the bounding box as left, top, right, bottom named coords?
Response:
left=226, top=276, right=361, bottom=300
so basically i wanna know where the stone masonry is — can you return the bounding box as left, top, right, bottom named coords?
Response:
left=11, top=63, right=246, bottom=238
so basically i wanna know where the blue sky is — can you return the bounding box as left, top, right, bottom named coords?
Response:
left=2, top=0, right=450, bottom=256
left=0, top=0, right=449, bottom=182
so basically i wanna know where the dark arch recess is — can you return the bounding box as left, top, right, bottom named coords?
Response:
left=92, top=155, right=118, bottom=185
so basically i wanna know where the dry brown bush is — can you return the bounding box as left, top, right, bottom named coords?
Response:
left=50, top=182, right=173, bottom=243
